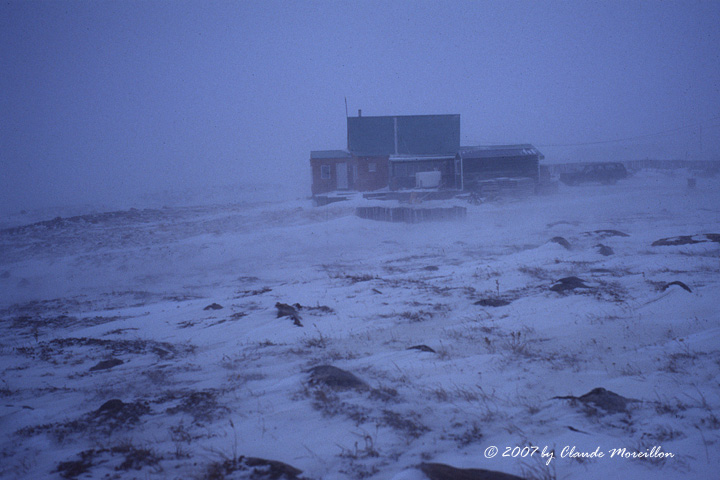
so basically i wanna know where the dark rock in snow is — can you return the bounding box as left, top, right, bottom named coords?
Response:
left=408, top=345, right=436, bottom=353
left=89, top=358, right=124, bottom=371
left=55, top=455, right=93, bottom=479
left=275, top=302, right=303, bottom=327
left=424, top=265, right=439, bottom=271
left=547, top=220, right=579, bottom=228
left=293, top=303, right=334, bottom=314
left=419, top=462, right=527, bottom=480
left=566, top=425, right=590, bottom=434
left=652, top=235, right=700, bottom=246
left=243, top=456, right=304, bottom=479
left=550, top=276, right=589, bottom=292
left=474, top=298, right=511, bottom=307
left=93, top=399, right=150, bottom=425
left=207, top=456, right=304, bottom=480
left=554, top=387, right=635, bottom=413
left=596, top=244, right=614, bottom=256
left=662, top=281, right=692, bottom=293
left=705, top=233, right=720, bottom=243
left=307, top=365, right=366, bottom=390
left=276, top=302, right=297, bottom=317
left=96, top=399, right=126, bottom=415
left=584, top=229, right=630, bottom=238
left=652, top=233, right=720, bottom=247
left=204, top=303, right=223, bottom=310
left=550, top=236, right=571, bottom=249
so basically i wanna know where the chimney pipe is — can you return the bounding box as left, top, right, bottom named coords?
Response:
left=358, top=109, right=362, bottom=117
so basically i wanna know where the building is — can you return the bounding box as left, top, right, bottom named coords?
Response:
left=310, top=150, right=388, bottom=195
left=454, top=144, right=543, bottom=190
left=311, top=112, right=460, bottom=194
left=310, top=112, right=543, bottom=195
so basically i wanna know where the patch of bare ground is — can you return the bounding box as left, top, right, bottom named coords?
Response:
left=55, top=443, right=162, bottom=479
left=159, top=389, right=231, bottom=423
left=15, top=337, right=195, bottom=364
left=17, top=399, right=151, bottom=442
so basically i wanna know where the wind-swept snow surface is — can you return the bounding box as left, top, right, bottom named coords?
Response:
left=1, top=170, right=719, bottom=479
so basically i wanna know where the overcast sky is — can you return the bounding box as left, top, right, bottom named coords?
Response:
left=2, top=0, right=719, bottom=212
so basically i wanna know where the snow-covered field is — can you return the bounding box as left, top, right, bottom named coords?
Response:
left=1, top=169, right=719, bottom=480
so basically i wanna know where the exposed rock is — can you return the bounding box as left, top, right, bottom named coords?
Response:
left=550, top=236, right=571, bottom=249
left=566, top=425, right=590, bottom=434
left=652, top=235, right=700, bottom=246
left=474, top=298, right=511, bottom=307
left=206, top=456, right=304, bottom=480
left=89, top=358, right=123, bottom=371
left=244, top=456, right=304, bottom=479
left=96, top=399, right=126, bottom=415
left=706, top=233, right=720, bottom=243
left=55, top=454, right=93, bottom=479
left=596, top=244, right=614, bottom=256
left=419, top=462, right=527, bottom=480
left=651, top=233, right=720, bottom=247
left=238, top=287, right=272, bottom=297
left=550, top=276, right=589, bottom=292
left=204, top=303, right=223, bottom=310
left=547, top=220, right=580, bottom=228
left=554, top=387, right=635, bottom=413
left=93, top=399, right=150, bottom=425
left=662, top=281, right=692, bottom=293
left=307, top=365, right=366, bottom=390
left=275, top=302, right=303, bottom=327
left=408, top=345, right=436, bottom=353
left=583, top=229, right=630, bottom=238
left=294, top=304, right=334, bottom=314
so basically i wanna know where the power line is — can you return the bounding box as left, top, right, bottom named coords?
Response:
left=537, top=116, right=720, bottom=148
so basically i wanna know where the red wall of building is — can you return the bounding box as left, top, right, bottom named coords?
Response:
left=353, top=156, right=389, bottom=192
left=310, top=155, right=389, bottom=195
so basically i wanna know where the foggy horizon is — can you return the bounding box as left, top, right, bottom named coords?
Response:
left=2, top=0, right=720, bottom=213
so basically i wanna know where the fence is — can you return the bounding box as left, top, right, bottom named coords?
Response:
left=356, top=206, right=466, bottom=223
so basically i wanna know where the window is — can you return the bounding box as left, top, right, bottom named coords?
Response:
left=368, top=162, right=377, bottom=173
left=320, top=165, right=331, bottom=180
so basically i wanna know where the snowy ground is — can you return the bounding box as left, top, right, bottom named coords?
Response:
left=1, top=169, right=719, bottom=479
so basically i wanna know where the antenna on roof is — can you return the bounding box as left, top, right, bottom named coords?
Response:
left=345, top=97, right=349, bottom=150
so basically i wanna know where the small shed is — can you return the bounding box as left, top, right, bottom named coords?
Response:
left=455, top=144, right=543, bottom=190
left=310, top=150, right=388, bottom=195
